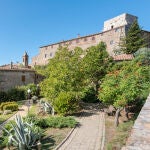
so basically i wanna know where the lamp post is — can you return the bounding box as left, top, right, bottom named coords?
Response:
left=27, top=88, right=31, bottom=114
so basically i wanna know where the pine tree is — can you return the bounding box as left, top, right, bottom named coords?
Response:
left=120, top=20, right=146, bottom=54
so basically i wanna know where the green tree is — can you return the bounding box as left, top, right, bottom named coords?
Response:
left=120, top=20, right=146, bottom=54
left=98, top=59, right=150, bottom=126
left=82, top=42, right=113, bottom=96
left=40, top=46, right=85, bottom=114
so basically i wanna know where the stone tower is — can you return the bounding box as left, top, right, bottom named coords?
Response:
left=22, top=51, right=29, bottom=67
left=103, top=13, right=137, bottom=31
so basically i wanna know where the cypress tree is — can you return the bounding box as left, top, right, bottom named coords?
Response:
left=120, top=20, right=146, bottom=54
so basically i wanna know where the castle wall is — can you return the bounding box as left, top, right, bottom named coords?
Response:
left=0, top=70, right=35, bottom=91
left=31, top=13, right=150, bottom=66
left=32, top=26, right=126, bottom=66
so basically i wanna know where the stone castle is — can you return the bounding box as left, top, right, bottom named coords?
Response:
left=32, top=13, right=150, bottom=66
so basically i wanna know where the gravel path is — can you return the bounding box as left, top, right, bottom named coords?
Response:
left=58, top=110, right=105, bottom=150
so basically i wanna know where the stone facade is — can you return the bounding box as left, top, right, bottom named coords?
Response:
left=0, top=69, right=35, bottom=91
left=0, top=53, right=42, bottom=91
left=31, top=13, right=150, bottom=66
left=103, top=13, right=137, bottom=31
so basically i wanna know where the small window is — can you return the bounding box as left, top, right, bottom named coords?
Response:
left=50, top=53, right=53, bottom=57
left=110, top=40, right=114, bottom=45
left=92, top=37, right=95, bottom=40
left=22, top=75, right=25, bottom=82
left=115, top=28, right=120, bottom=32
left=111, top=25, right=114, bottom=29
left=45, top=54, right=47, bottom=58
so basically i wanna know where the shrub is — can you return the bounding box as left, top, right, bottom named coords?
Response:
left=36, top=116, right=77, bottom=128
left=3, top=103, right=18, bottom=111
left=0, top=91, right=8, bottom=103
left=0, top=102, right=18, bottom=111
left=54, top=92, right=79, bottom=115
left=7, top=88, right=26, bottom=101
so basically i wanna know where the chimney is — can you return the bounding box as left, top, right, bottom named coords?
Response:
left=10, top=61, right=13, bottom=69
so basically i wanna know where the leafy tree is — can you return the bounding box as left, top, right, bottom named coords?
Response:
left=82, top=42, right=113, bottom=96
left=98, top=58, right=150, bottom=126
left=120, top=20, right=146, bottom=54
left=40, top=46, right=85, bottom=114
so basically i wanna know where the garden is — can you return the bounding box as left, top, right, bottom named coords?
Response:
left=0, top=21, right=150, bottom=149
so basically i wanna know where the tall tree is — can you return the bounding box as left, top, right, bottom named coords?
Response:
left=98, top=59, right=150, bottom=126
left=40, top=46, right=85, bottom=100
left=120, top=20, right=146, bottom=54
left=82, top=42, right=113, bottom=95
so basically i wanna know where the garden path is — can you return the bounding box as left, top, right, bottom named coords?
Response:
left=57, top=103, right=105, bottom=150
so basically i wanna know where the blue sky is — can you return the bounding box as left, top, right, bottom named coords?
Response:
left=0, top=0, right=150, bottom=65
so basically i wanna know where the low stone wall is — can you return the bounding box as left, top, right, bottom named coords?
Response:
left=122, top=94, right=150, bottom=150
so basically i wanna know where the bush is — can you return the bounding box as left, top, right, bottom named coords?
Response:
left=3, top=103, right=18, bottom=111
left=0, top=91, right=8, bottom=103
left=7, top=88, right=26, bottom=101
left=54, top=92, right=79, bottom=115
left=0, top=102, right=18, bottom=111
left=36, top=116, right=77, bottom=128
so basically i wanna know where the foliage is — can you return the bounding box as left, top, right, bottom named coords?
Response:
left=54, top=91, right=79, bottom=115
left=35, top=116, right=77, bottom=128
left=0, top=102, right=17, bottom=111
left=0, top=91, right=8, bottom=103
left=40, top=46, right=84, bottom=102
left=120, top=20, right=146, bottom=54
left=81, top=87, right=98, bottom=103
left=3, top=103, right=18, bottom=111
left=19, top=83, right=38, bottom=98
left=134, top=47, right=150, bottom=65
left=98, top=58, right=150, bottom=108
left=82, top=42, right=114, bottom=94
left=7, top=88, right=26, bottom=101
left=0, top=88, right=25, bottom=104
left=2, top=115, right=42, bottom=150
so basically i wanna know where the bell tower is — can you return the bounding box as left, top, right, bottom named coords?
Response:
left=22, top=51, right=29, bottom=67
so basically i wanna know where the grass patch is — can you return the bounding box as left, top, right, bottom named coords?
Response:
left=105, top=115, right=134, bottom=150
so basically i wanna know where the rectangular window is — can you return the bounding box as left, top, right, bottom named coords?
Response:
left=92, top=37, right=95, bottom=40
left=22, top=75, right=25, bottom=82
left=110, top=40, right=114, bottom=45
left=50, top=53, right=53, bottom=57
left=45, top=54, right=47, bottom=58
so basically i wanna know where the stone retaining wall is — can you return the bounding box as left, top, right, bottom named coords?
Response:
left=122, top=94, right=150, bottom=150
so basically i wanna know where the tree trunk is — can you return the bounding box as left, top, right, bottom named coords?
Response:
left=114, top=108, right=123, bottom=127
left=124, top=106, right=129, bottom=120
